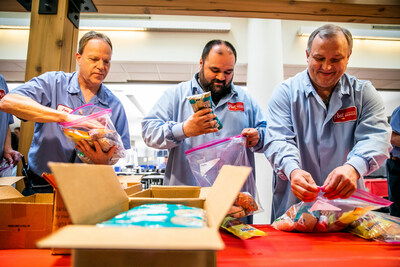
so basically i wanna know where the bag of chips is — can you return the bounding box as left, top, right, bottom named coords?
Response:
left=186, top=135, right=263, bottom=218
left=221, top=216, right=267, bottom=240
left=187, top=91, right=223, bottom=130
left=59, top=104, right=125, bottom=164
left=347, top=211, right=400, bottom=243
left=272, top=188, right=392, bottom=233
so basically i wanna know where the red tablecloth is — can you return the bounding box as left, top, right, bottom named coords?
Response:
left=1, top=225, right=399, bottom=267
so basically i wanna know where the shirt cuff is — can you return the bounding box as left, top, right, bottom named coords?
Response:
left=282, top=161, right=300, bottom=181
left=346, top=156, right=369, bottom=177
left=171, top=122, right=186, bottom=141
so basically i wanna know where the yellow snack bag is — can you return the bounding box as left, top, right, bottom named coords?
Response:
left=221, top=216, right=267, bottom=240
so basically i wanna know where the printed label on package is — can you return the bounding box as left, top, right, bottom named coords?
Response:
left=57, top=104, right=73, bottom=113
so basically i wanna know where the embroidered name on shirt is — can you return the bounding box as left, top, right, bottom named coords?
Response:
left=0, top=89, right=5, bottom=100
left=228, top=102, right=244, bottom=112
left=333, top=106, right=357, bottom=123
left=57, top=104, right=73, bottom=114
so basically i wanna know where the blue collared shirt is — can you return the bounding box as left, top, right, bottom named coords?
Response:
left=265, top=70, right=392, bottom=221
left=0, top=74, right=14, bottom=157
left=10, top=71, right=130, bottom=175
left=390, top=106, right=400, bottom=158
left=142, top=73, right=266, bottom=186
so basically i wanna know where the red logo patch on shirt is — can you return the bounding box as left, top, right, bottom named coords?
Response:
left=333, top=106, right=357, bottom=123
left=228, top=102, right=244, bottom=112
left=0, top=89, right=5, bottom=100
left=57, top=104, right=73, bottom=114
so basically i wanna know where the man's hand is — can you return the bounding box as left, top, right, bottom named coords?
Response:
left=66, top=114, right=105, bottom=130
left=241, top=128, right=259, bottom=147
left=3, top=148, right=22, bottom=166
left=76, top=140, right=116, bottom=165
left=183, top=108, right=219, bottom=137
left=322, top=164, right=359, bottom=200
left=290, top=169, right=319, bottom=202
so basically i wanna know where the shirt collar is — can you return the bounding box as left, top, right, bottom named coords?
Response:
left=303, top=69, right=350, bottom=99
left=67, top=72, right=108, bottom=105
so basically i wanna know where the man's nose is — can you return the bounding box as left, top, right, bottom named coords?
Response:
left=216, top=72, right=225, bottom=81
left=321, top=61, right=332, bottom=71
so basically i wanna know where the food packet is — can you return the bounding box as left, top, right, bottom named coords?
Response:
left=221, top=216, right=267, bottom=240
left=227, top=192, right=259, bottom=218
left=347, top=211, right=400, bottom=243
left=0, top=158, right=14, bottom=177
left=187, top=91, right=223, bottom=130
left=97, top=204, right=207, bottom=228
left=59, top=104, right=126, bottom=164
left=272, top=189, right=392, bottom=233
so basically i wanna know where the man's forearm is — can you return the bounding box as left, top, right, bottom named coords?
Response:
left=0, top=94, right=67, bottom=123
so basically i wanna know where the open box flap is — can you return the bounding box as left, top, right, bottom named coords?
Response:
left=48, top=162, right=129, bottom=225
left=0, top=186, right=24, bottom=200
left=0, top=176, right=24, bottom=186
left=37, top=225, right=224, bottom=250
left=205, top=165, right=252, bottom=229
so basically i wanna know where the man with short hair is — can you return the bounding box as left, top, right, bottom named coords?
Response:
left=0, top=31, right=130, bottom=193
left=264, top=24, right=392, bottom=221
left=142, top=40, right=266, bottom=186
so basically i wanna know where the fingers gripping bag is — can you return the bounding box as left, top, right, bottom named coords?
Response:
left=59, top=104, right=126, bottom=164
left=185, top=134, right=263, bottom=218
left=272, top=188, right=392, bottom=233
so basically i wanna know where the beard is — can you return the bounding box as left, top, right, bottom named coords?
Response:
left=198, top=68, right=232, bottom=101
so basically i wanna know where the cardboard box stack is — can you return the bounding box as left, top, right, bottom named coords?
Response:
left=37, top=163, right=251, bottom=267
left=0, top=176, right=53, bottom=249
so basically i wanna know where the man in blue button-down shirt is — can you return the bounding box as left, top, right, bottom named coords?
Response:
left=387, top=106, right=400, bottom=217
left=0, top=31, right=130, bottom=193
left=142, top=40, right=266, bottom=186
left=265, top=24, right=392, bottom=222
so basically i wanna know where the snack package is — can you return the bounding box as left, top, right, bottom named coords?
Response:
left=348, top=211, right=400, bottom=243
left=221, top=216, right=267, bottom=240
left=59, top=104, right=126, bottom=164
left=97, top=204, right=207, bottom=228
left=272, top=189, right=392, bottom=233
left=187, top=91, right=223, bottom=130
left=0, top=158, right=13, bottom=177
left=186, top=135, right=263, bottom=218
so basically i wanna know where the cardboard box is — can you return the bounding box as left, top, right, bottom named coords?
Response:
left=44, top=172, right=143, bottom=255
left=117, top=174, right=142, bottom=188
left=0, top=176, right=25, bottom=187
left=0, top=191, right=53, bottom=249
left=37, top=163, right=251, bottom=267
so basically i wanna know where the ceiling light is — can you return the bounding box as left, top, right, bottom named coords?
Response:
left=298, top=26, right=400, bottom=41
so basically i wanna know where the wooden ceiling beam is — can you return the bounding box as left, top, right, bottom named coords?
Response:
left=92, top=0, right=400, bottom=24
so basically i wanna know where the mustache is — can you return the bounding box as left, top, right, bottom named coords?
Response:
left=212, top=79, right=225, bottom=85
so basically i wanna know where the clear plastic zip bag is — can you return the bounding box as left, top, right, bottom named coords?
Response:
left=186, top=134, right=263, bottom=218
left=59, top=104, right=125, bottom=164
left=272, top=188, right=393, bottom=233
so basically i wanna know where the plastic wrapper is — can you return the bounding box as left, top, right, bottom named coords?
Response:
left=97, top=204, right=207, bottom=228
left=186, top=135, right=263, bottom=218
left=59, top=104, right=126, bottom=164
left=348, top=211, right=400, bottom=243
left=187, top=91, right=223, bottom=130
left=0, top=158, right=13, bottom=177
left=272, top=189, right=392, bottom=233
left=221, top=216, right=267, bottom=240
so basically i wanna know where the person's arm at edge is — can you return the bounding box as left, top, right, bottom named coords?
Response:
left=0, top=93, right=68, bottom=123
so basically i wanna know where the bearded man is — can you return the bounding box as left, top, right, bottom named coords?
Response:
left=142, top=40, right=266, bottom=186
